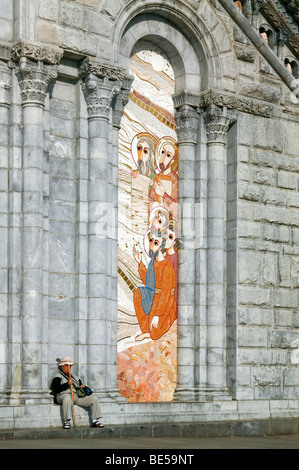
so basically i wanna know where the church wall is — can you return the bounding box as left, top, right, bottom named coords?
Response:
left=0, top=0, right=298, bottom=428
left=235, top=110, right=299, bottom=400
left=47, top=78, right=78, bottom=367
left=0, top=0, right=13, bottom=43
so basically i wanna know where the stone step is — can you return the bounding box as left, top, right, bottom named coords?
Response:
left=1, top=418, right=299, bottom=440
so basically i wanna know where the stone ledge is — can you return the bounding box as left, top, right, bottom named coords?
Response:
left=1, top=418, right=299, bottom=440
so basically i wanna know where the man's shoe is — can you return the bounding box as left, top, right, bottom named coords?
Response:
left=91, top=420, right=104, bottom=428
left=63, top=421, right=71, bottom=429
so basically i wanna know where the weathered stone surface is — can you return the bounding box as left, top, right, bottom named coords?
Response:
left=0, top=0, right=298, bottom=429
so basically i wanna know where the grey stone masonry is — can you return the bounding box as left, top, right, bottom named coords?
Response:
left=173, top=92, right=200, bottom=401
left=79, top=58, right=130, bottom=399
left=0, top=0, right=298, bottom=430
left=9, top=40, right=63, bottom=403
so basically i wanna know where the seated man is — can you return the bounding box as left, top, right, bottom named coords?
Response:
left=50, top=356, right=104, bottom=429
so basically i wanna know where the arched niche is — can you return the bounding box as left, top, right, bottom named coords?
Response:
left=112, top=3, right=224, bottom=94
left=111, top=1, right=235, bottom=402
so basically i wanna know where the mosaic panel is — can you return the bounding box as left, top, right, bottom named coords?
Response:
left=117, top=41, right=179, bottom=402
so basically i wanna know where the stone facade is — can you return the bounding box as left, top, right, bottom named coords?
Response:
left=0, top=0, right=298, bottom=428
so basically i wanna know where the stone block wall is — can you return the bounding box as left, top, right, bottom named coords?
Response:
left=0, top=0, right=298, bottom=427
left=235, top=111, right=299, bottom=400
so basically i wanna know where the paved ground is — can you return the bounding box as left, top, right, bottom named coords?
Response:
left=1, top=434, right=299, bottom=449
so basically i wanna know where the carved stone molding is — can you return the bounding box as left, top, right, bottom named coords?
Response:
left=200, top=89, right=273, bottom=117
left=14, top=58, right=59, bottom=108
left=173, top=90, right=200, bottom=110
left=11, top=40, right=63, bottom=66
left=203, top=105, right=237, bottom=144
left=79, top=60, right=126, bottom=82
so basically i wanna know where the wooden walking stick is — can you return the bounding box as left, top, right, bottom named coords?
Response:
left=68, top=364, right=76, bottom=425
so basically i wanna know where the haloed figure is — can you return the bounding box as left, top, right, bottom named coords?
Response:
left=132, top=137, right=155, bottom=179
left=133, top=230, right=177, bottom=341
left=149, top=138, right=178, bottom=218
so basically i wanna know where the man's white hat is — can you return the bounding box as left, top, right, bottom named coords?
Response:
left=59, top=356, right=73, bottom=366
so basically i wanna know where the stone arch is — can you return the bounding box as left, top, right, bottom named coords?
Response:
left=111, top=0, right=227, bottom=93
left=111, top=0, right=237, bottom=402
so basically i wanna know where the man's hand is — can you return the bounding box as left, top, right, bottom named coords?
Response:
left=150, top=316, right=159, bottom=329
left=68, top=378, right=73, bottom=386
left=154, top=181, right=165, bottom=197
left=133, top=246, right=142, bottom=264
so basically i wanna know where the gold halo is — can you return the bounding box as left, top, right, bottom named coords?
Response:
left=155, top=136, right=178, bottom=173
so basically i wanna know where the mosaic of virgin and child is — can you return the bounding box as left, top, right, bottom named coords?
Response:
left=130, top=133, right=181, bottom=342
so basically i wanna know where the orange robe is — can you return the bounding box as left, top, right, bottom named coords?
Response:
left=148, top=171, right=178, bottom=220
left=133, top=258, right=177, bottom=340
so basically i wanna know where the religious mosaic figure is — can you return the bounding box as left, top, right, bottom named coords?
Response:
left=132, top=229, right=177, bottom=341
left=149, top=137, right=178, bottom=221
left=131, top=132, right=157, bottom=180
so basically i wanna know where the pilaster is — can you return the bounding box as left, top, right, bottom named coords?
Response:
left=79, top=59, right=128, bottom=400
left=0, top=52, right=11, bottom=402
left=11, top=40, right=62, bottom=403
left=201, top=104, right=237, bottom=401
left=172, top=91, right=201, bottom=401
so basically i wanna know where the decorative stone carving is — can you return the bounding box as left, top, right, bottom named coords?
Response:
left=112, top=75, right=134, bottom=129
left=14, top=58, right=59, bottom=108
left=239, top=80, right=281, bottom=103
left=203, top=104, right=237, bottom=144
left=200, top=89, right=273, bottom=117
left=11, top=41, right=63, bottom=108
left=235, top=45, right=256, bottom=62
left=79, top=60, right=128, bottom=120
left=175, top=106, right=200, bottom=144
left=173, top=91, right=200, bottom=144
left=79, top=60, right=126, bottom=82
left=11, top=40, right=63, bottom=66
left=80, top=73, right=121, bottom=120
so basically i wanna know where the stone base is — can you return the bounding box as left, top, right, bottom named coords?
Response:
left=1, top=398, right=299, bottom=430
left=173, top=387, right=232, bottom=402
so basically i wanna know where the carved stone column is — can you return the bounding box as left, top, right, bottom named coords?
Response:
left=203, top=104, right=236, bottom=400
left=12, top=41, right=62, bottom=401
left=172, top=91, right=200, bottom=401
left=0, top=53, right=12, bottom=402
left=79, top=60, right=127, bottom=399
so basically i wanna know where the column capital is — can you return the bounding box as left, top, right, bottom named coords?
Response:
left=79, top=59, right=128, bottom=120
left=11, top=41, right=63, bottom=108
left=173, top=90, right=200, bottom=145
left=14, top=58, right=59, bottom=108
left=203, top=104, right=237, bottom=145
